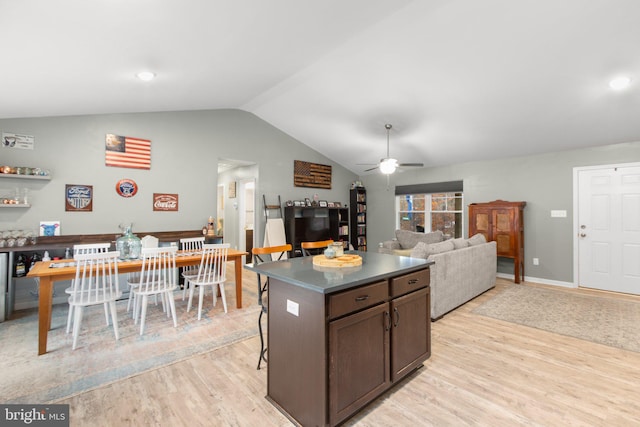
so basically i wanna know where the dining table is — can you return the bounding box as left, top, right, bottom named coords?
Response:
left=26, top=248, right=248, bottom=355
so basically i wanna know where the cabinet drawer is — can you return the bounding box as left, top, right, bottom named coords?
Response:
left=390, top=269, right=430, bottom=298
left=329, top=280, right=388, bottom=319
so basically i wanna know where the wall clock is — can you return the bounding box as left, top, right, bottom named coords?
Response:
left=116, top=179, right=138, bottom=198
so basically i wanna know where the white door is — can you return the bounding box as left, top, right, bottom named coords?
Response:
left=577, top=164, right=640, bottom=294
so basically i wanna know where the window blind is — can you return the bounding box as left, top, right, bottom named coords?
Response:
left=395, top=180, right=463, bottom=195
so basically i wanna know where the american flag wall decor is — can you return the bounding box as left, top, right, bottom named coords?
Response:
left=294, top=160, right=332, bottom=189
left=105, top=133, right=151, bottom=170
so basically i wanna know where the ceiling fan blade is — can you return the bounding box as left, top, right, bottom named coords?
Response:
left=363, top=165, right=380, bottom=172
left=398, top=162, right=424, bottom=167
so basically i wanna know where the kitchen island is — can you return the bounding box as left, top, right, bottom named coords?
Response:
left=245, top=251, right=433, bottom=426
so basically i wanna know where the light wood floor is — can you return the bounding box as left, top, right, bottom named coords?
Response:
left=57, top=277, right=640, bottom=426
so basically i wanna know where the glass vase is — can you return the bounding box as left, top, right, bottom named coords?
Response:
left=116, top=224, right=142, bottom=260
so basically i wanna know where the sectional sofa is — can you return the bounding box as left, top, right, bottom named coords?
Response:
left=379, top=230, right=497, bottom=319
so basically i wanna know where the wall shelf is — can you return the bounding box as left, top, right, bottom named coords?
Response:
left=0, top=204, right=31, bottom=208
left=0, top=173, right=50, bottom=181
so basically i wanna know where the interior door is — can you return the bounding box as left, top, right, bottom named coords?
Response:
left=577, top=165, right=640, bottom=294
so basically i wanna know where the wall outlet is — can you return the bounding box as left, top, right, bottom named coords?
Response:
left=533, top=258, right=539, bottom=266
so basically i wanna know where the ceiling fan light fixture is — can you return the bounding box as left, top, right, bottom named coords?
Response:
left=609, top=76, right=631, bottom=90
left=136, top=71, right=156, bottom=81
left=380, top=158, right=398, bottom=174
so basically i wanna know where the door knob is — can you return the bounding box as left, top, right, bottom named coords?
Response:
left=580, top=233, right=587, bottom=237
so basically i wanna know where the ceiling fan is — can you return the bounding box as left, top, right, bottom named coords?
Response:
left=361, top=124, right=424, bottom=174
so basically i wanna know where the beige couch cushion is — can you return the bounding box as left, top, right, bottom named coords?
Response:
left=451, top=238, right=469, bottom=249
left=395, top=229, right=444, bottom=249
left=466, top=233, right=487, bottom=246
left=410, top=240, right=455, bottom=259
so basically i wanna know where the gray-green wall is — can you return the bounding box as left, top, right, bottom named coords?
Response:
left=4, top=107, right=639, bottom=284
left=0, top=109, right=358, bottom=250
left=361, top=140, right=640, bottom=284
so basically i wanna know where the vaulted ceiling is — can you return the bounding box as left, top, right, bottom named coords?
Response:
left=2, top=0, right=639, bottom=174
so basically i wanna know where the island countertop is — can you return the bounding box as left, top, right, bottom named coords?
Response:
left=244, top=250, right=433, bottom=294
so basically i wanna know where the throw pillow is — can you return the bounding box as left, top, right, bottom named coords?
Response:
left=466, top=233, right=487, bottom=246
left=410, top=240, right=454, bottom=259
left=451, top=238, right=469, bottom=249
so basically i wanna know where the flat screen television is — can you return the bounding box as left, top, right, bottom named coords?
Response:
left=294, top=216, right=331, bottom=244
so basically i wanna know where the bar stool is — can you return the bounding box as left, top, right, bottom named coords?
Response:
left=300, top=239, right=333, bottom=256
left=251, top=243, right=292, bottom=369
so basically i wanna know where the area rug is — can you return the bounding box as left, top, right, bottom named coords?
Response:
left=0, top=291, right=260, bottom=404
left=473, top=285, right=640, bottom=353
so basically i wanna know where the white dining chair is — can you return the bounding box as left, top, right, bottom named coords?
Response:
left=179, top=236, right=205, bottom=300
left=131, top=246, right=179, bottom=335
left=187, top=243, right=230, bottom=320
left=68, top=251, right=122, bottom=350
left=65, top=242, right=111, bottom=334
left=126, top=235, right=160, bottom=312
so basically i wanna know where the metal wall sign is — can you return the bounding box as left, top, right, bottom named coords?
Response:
left=65, top=184, right=93, bottom=212
left=153, top=193, right=179, bottom=211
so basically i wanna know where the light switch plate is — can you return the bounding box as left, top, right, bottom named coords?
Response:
left=286, top=299, right=299, bottom=317
left=550, top=210, right=567, bottom=218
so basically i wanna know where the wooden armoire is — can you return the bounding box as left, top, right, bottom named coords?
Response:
left=468, top=200, right=526, bottom=283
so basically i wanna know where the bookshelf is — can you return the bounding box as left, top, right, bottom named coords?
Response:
left=349, top=187, right=367, bottom=251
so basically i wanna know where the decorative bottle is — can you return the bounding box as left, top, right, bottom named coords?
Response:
left=116, top=224, right=142, bottom=260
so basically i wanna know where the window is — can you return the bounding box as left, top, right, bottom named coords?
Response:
left=397, top=192, right=463, bottom=239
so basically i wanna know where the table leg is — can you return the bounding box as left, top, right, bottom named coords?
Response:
left=234, top=257, right=243, bottom=309
left=38, top=277, right=54, bottom=355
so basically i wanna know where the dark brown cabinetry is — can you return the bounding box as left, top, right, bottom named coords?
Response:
left=248, top=253, right=432, bottom=427
left=328, top=282, right=430, bottom=425
left=469, top=200, right=526, bottom=283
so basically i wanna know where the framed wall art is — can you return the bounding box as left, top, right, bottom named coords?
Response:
left=105, top=133, right=151, bottom=170
left=294, top=160, right=332, bottom=189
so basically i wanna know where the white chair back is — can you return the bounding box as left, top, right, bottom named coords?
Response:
left=73, top=242, right=111, bottom=256
left=197, top=243, right=229, bottom=282
left=138, top=246, right=178, bottom=294
left=180, top=236, right=205, bottom=252
left=141, top=235, right=159, bottom=249
left=70, top=251, right=121, bottom=305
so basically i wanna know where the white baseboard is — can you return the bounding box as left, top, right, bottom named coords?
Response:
left=496, top=272, right=576, bottom=288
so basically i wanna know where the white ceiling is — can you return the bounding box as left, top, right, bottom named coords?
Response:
left=2, top=0, right=639, bottom=174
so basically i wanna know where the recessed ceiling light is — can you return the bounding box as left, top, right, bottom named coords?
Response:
left=136, top=71, right=156, bottom=81
left=609, top=76, right=632, bottom=91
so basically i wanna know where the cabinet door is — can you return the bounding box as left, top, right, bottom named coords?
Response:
left=329, top=303, right=390, bottom=426
left=390, top=287, right=430, bottom=381
left=492, top=208, right=516, bottom=257
left=470, top=207, right=491, bottom=242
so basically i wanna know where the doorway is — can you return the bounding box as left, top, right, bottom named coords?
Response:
left=238, top=179, right=255, bottom=263
left=575, top=163, right=640, bottom=295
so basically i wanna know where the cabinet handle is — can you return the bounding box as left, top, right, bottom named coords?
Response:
left=393, top=307, right=400, bottom=327
left=408, top=279, right=418, bottom=285
left=384, top=311, right=391, bottom=331
left=354, top=295, right=369, bottom=302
